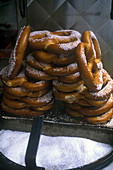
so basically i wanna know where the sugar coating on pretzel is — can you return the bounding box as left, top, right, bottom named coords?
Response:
left=25, top=65, right=56, bottom=80
left=30, top=99, right=54, bottom=112
left=27, top=53, right=52, bottom=70
left=2, top=70, right=27, bottom=87
left=57, top=72, right=81, bottom=83
left=4, top=86, right=49, bottom=99
left=44, top=62, right=78, bottom=76
left=7, top=26, right=30, bottom=79
left=34, top=51, right=76, bottom=65
left=20, top=90, right=53, bottom=107
left=3, top=83, right=28, bottom=97
left=82, top=31, right=101, bottom=59
left=84, top=69, right=113, bottom=100
left=21, top=80, right=50, bottom=91
left=29, top=30, right=81, bottom=54
left=76, top=42, right=103, bottom=92
left=53, top=80, right=84, bottom=92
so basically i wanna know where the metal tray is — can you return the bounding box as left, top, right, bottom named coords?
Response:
left=1, top=97, right=113, bottom=170
left=1, top=98, right=113, bottom=144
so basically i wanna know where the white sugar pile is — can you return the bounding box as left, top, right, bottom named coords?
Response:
left=0, top=130, right=112, bottom=170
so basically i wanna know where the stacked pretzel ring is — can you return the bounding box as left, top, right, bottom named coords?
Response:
left=0, top=26, right=113, bottom=124
left=0, top=26, right=54, bottom=117
left=66, top=31, right=113, bottom=124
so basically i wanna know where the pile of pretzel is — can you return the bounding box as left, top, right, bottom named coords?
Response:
left=0, top=25, right=113, bottom=124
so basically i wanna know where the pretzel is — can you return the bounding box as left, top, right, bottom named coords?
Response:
left=1, top=70, right=27, bottom=87
left=25, top=65, right=56, bottom=80
left=53, top=80, right=84, bottom=92
left=30, top=99, right=54, bottom=112
left=20, top=90, right=53, bottom=107
left=76, top=42, right=103, bottom=92
left=21, top=80, right=50, bottom=91
left=57, top=72, right=81, bottom=83
left=85, top=108, right=113, bottom=124
left=82, top=31, right=101, bottom=59
left=7, top=26, right=30, bottom=79
left=85, top=97, right=109, bottom=107
left=2, top=95, right=27, bottom=109
left=1, top=103, right=45, bottom=117
left=3, top=83, right=28, bottom=97
left=3, top=87, right=49, bottom=99
left=29, top=30, right=81, bottom=54
left=27, top=53, right=51, bottom=70
left=34, top=51, right=76, bottom=65
left=53, top=88, right=82, bottom=103
left=66, top=107, right=113, bottom=124
left=3, top=90, right=20, bottom=100
left=84, top=69, right=113, bottom=100
left=77, top=95, right=113, bottom=116
left=75, top=99, right=91, bottom=107
left=44, top=62, right=78, bottom=76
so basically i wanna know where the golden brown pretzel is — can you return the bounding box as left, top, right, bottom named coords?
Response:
left=76, top=42, right=103, bottom=92
left=25, top=65, right=56, bottom=80
left=82, top=31, right=101, bottom=59
left=7, top=26, right=30, bottom=79
left=3, top=83, right=28, bottom=97
left=34, top=51, right=76, bottom=65
left=2, top=95, right=27, bottom=109
left=85, top=108, right=113, bottom=124
left=53, top=88, right=82, bottom=103
left=85, top=97, right=109, bottom=107
left=84, top=69, right=113, bottom=100
left=29, top=30, right=81, bottom=54
left=53, top=80, right=84, bottom=92
left=30, top=99, right=54, bottom=112
left=77, top=95, right=113, bottom=116
left=2, top=70, right=27, bottom=87
left=22, top=80, right=51, bottom=91
left=1, top=103, right=45, bottom=117
left=44, top=62, right=78, bottom=76
left=3, top=90, right=20, bottom=100
left=57, top=72, right=81, bottom=83
left=66, top=107, right=113, bottom=124
left=27, top=53, right=51, bottom=70
left=3, top=86, right=49, bottom=99
left=20, top=90, right=53, bottom=107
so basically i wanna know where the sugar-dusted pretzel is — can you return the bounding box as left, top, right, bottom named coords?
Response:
left=29, top=30, right=81, bottom=54
left=53, top=80, right=84, bottom=92
left=7, top=26, right=30, bottom=79
left=1, top=102, right=45, bottom=117
left=76, top=31, right=103, bottom=92
left=85, top=108, right=113, bottom=124
left=34, top=51, right=76, bottom=65
left=83, top=69, right=113, bottom=100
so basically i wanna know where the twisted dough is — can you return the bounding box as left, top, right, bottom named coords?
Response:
left=76, top=42, right=103, bottom=92
left=34, top=51, right=76, bottom=65
left=8, top=26, right=30, bottom=79
left=29, top=30, right=81, bottom=54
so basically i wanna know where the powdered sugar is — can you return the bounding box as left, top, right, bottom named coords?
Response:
left=0, top=130, right=112, bottom=169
